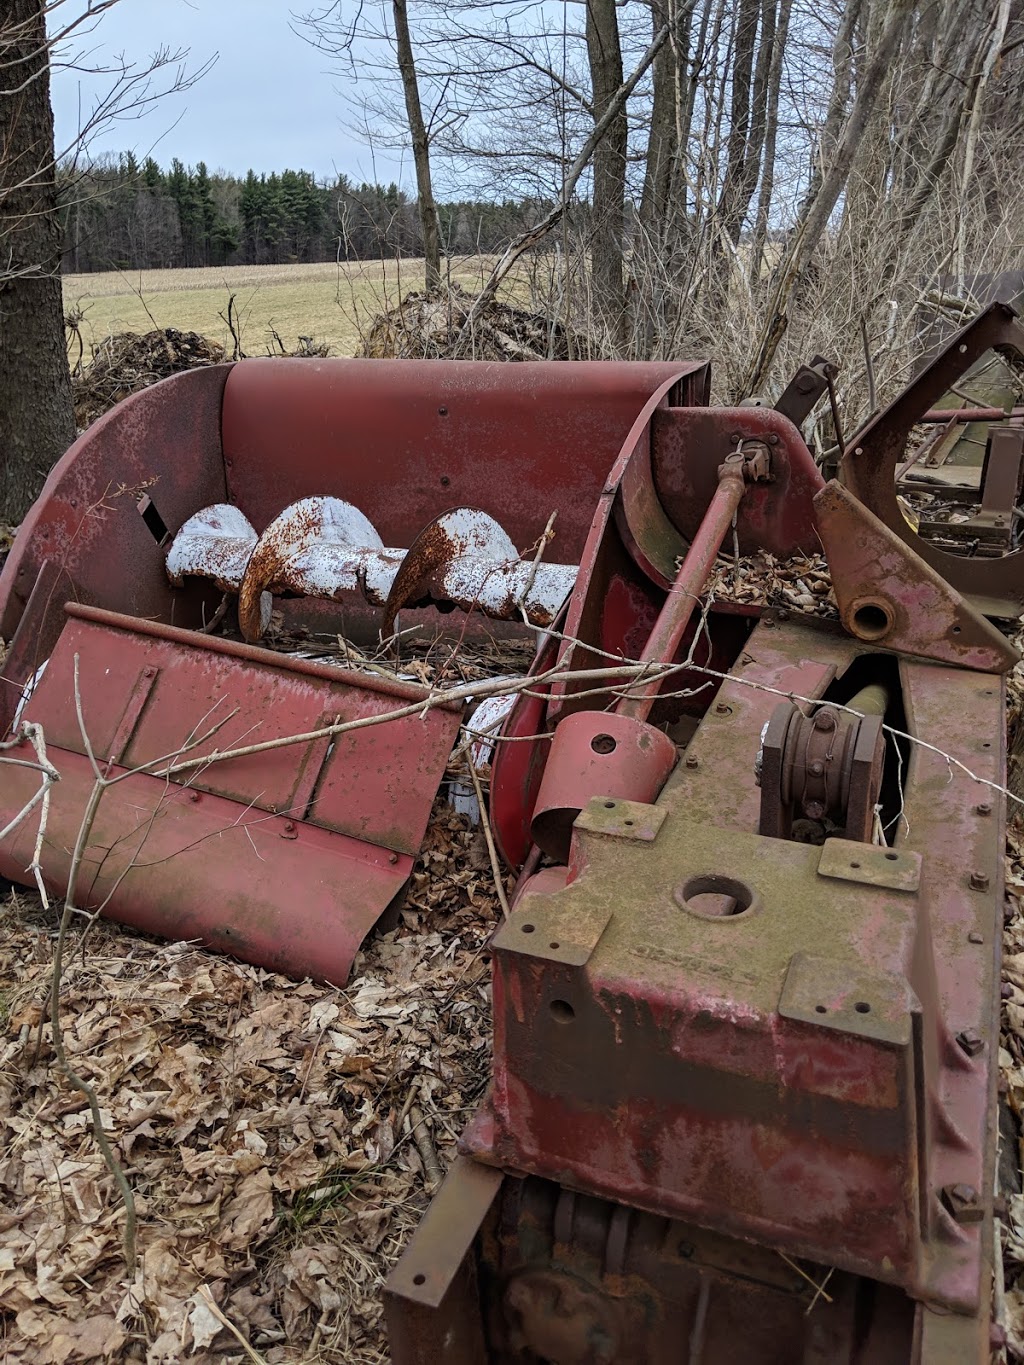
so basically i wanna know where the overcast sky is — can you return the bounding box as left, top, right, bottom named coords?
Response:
left=50, top=0, right=406, bottom=183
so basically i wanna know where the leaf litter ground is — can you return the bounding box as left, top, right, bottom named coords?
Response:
left=0, top=802, right=499, bottom=1363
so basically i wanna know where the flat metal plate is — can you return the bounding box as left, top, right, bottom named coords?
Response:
left=817, top=838, right=922, bottom=893
left=778, top=951, right=914, bottom=1047
left=575, top=796, right=668, bottom=842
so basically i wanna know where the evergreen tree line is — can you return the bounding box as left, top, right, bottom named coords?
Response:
left=60, top=154, right=546, bottom=273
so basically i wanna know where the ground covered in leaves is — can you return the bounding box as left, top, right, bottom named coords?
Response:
left=0, top=803, right=498, bottom=1363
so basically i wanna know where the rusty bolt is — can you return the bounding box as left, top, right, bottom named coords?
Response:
left=389, top=852, right=399, bottom=864
left=808, top=760, right=824, bottom=777
left=940, top=1183, right=984, bottom=1223
left=188, top=791, right=199, bottom=803
left=714, top=702, right=732, bottom=715
left=143, top=666, right=155, bottom=678
left=976, top=802, right=993, bottom=815
left=685, top=754, right=700, bottom=769
left=968, top=930, right=984, bottom=944
left=955, top=1029, right=984, bottom=1057
left=812, top=709, right=837, bottom=732
left=283, top=821, right=296, bottom=833
left=969, top=870, right=990, bottom=891
left=767, top=433, right=779, bottom=445
left=762, top=614, right=775, bottom=628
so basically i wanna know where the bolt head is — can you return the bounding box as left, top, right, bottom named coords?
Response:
left=685, top=754, right=699, bottom=769
left=969, top=870, right=990, bottom=891
left=968, top=931, right=984, bottom=944
left=956, top=1029, right=984, bottom=1057
left=284, top=821, right=295, bottom=833
left=714, top=701, right=732, bottom=715
left=976, top=802, right=993, bottom=815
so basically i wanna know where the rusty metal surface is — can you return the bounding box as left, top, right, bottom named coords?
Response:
left=0, top=365, right=230, bottom=735
left=165, top=503, right=258, bottom=591
left=0, top=605, right=462, bottom=982
left=773, top=354, right=839, bottom=428
left=387, top=1160, right=920, bottom=1365
left=758, top=699, right=885, bottom=843
left=530, top=712, right=677, bottom=862
left=651, top=405, right=823, bottom=558
left=842, top=300, right=1024, bottom=617
left=167, top=496, right=580, bottom=640
left=815, top=480, right=1019, bottom=672
left=466, top=614, right=1001, bottom=1346
left=220, top=358, right=706, bottom=556
left=617, top=454, right=750, bottom=722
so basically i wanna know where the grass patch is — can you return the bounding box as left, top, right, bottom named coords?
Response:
left=62, top=257, right=503, bottom=360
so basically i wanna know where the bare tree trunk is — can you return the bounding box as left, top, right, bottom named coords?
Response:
left=0, top=0, right=76, bottom=526
left=749, top=0, right=792, bottom=285
left=716, top=0, right=763, bottom=245
left=392, top=0, right=441, bottom=290
left=585, top=0, right=627, bottom=342
left=745, top=0, right=914, bottom=394
left=640, top=0, right=679, bottom=244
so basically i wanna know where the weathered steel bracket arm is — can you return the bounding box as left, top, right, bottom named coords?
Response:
left=814, top=480, right=1019, bottom=673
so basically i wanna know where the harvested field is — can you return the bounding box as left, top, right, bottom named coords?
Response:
left=62, top=259, right=503, bottom=361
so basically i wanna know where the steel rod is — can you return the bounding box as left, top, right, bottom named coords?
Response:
left=616, top=465, right=747, bottom=723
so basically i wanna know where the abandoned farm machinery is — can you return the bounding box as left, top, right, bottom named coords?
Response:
left=2, top=302, right=1024, bottom=1362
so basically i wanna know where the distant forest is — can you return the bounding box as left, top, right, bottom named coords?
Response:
left=60, top=155, right=545, bottom=273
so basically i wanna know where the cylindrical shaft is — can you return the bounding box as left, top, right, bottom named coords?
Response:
left=920, top=406, right=1023, bottom=424
left=843, top=683, right=889, bottom=717
left=617, top=466, right=746, bottom=723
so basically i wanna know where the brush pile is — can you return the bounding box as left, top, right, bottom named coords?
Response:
left=72, top=330, right=226, bottom=429
left=359, top=284, right=569, bottom=362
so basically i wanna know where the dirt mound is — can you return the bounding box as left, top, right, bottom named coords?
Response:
left=359, top=283, right=569, bottom=361
left=72, top=328, right=226, bottom=428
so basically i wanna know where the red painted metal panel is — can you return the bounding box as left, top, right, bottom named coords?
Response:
left=0, top=748, right=410, bottom=984
left=0, top=605, right=464, bottom=981
left=0, top=366, right=230, bottom=733
left=36, top=606, right=461, bottom=853
left=220, top=358, right=706, bottom=557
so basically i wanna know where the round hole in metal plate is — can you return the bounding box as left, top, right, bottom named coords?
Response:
left=854, top=1001, right=871, bottom=1014
left=521, top=923, right=535, bottom=934
left=850, top=598, right=894, bottom=642
left=850, top=861, right=861, bottom=869
left=549, top=941, right=560, bottom=950
left=604, top=800, right=616, bottom=809
left=677, top=874, right=757, bottom=919
left=815, top=1005, right=827, bottom=1014
left=413, top=1273, right=426, bottom=1285
left=550, top=999, right=575, bottom=1023
left=591, top=733, right=617, bottom=755
left=885, top=852, right=898, bottom=861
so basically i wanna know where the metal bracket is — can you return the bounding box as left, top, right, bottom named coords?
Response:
left=814, top=480, right=1019, bottom=673
left=774, top=355, right=838, bottom=427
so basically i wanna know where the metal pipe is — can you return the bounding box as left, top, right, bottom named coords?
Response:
left=841, top=683, right=889, bottom=717
left=616, top=461, right=747, bottom=723
left=920, top=406, right=1024, bottom=424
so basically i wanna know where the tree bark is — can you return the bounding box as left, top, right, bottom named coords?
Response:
left=0, top=0, right=76, bottom=525
left=391, top=0, right=442, bottom=290
left=585, top=0, right=627, bottom=342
